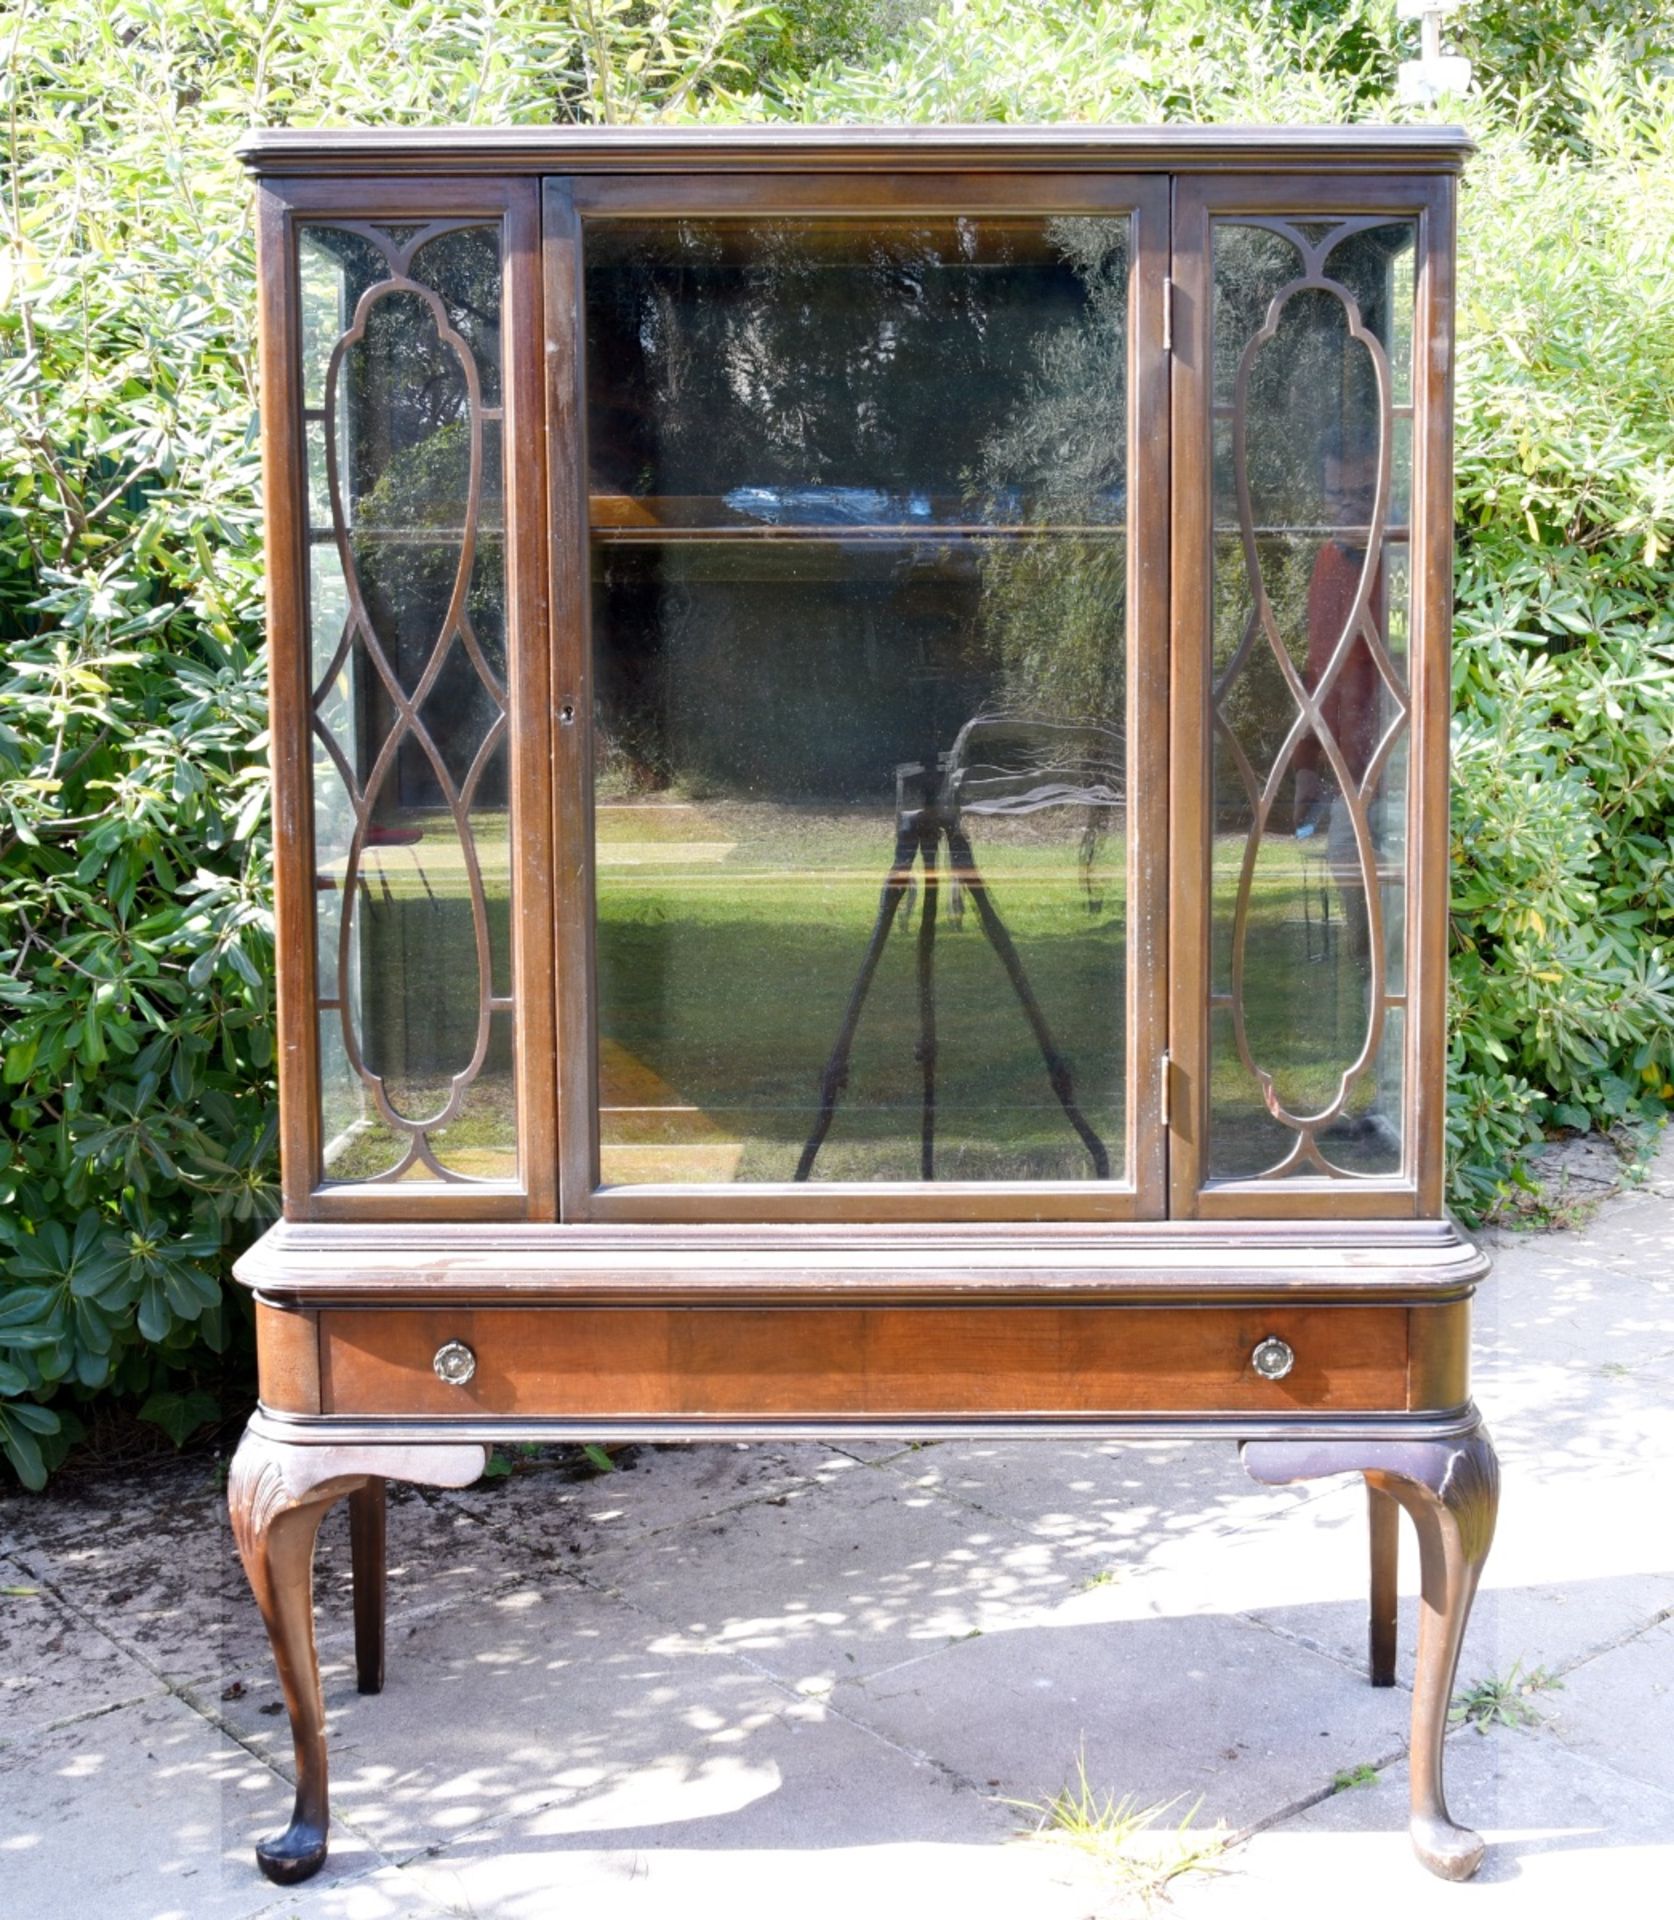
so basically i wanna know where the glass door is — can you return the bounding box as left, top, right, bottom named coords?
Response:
left=549, top=177, right=1169, bottom=1222
left=264, top=176, right=556, bottom=1221
left=1170, top=175, right=1453, bottom=1218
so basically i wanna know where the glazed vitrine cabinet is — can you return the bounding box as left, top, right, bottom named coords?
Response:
left=231, top=125, right=1495, bottom=1887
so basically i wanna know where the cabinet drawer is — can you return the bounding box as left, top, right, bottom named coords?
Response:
left=311, top=1302, right=1465, bottom=1419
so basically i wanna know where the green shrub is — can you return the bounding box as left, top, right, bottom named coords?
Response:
left=0, top=0, right=795, bottom=1490
left=4, top=1, right=1672, bottom=1485
left=1447, top=67, right=1674, bottom=1215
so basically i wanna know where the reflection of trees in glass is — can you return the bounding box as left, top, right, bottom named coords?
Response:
left=963, top=219, right=1129, bottom=907
left=586, top=217, right=1136, bottom=812
left=1213, top=223, right=1410, bottom=536
left=971, top=217, right=1128, bottom=731
left=587, top=218, right=1098, bottom=500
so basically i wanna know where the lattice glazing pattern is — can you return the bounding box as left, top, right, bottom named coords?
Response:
left=298, top=221, right=516, bottom=1185
left=1209, top=218, right=1415, bottom=1181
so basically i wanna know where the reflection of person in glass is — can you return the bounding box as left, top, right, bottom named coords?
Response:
left=1292, top=424, right=1400, bottom=1159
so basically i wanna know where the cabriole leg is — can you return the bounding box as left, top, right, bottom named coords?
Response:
left=1243, top=1425, right=1500, bottom=1881
left=228, top=1425, right=486, bottom=1886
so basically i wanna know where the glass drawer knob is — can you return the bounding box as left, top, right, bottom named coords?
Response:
left=1251, top=1336, right=1295, bottom=1381
left=433, top=1340, right=477, bottom=1387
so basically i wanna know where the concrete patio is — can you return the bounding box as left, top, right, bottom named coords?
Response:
left=3, top=1135, right=1671, bottom=1919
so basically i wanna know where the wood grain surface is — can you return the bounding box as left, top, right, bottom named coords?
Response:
left=313, top=1300, right=1467, bottom=1419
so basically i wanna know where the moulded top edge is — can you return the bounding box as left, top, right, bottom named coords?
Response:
left=235, top=122, right=1473, bottom=177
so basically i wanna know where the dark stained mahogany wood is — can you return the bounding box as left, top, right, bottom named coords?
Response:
left=541, top=176, right=595, bottom=1225
left=253, top=179, right=318, bottom=1219
left=348, top=1479, right=386, bottom=1695
left=548, top=169, right=1170, bottom=1227
left=502, top=176, right=561, bottom=1220
left=238, top=125, right=1472, bottom=177
left=228, top=1425, right=485, bottom=1883
left=1368, top=1479, right=1400, bottom=1687
left=1412, top=176, right=1459, bottom=1219
left=573, top=168, right=1163, bottom=217
left=254, top=174, right=555, bottom=1224
left=232, top=127, right=1488, bottom=1889
left=236, top=1214, right=1488, bottom=1314
left=1168, top=170, right=1455, bottom=1222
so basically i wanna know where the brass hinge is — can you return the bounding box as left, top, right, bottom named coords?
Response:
left=1162, top=276, right=1174, bottom=353
left=1160, top=1049, right=1173, bottom=1128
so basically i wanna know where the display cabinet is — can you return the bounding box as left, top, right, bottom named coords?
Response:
left=230, top=124, right=1495, bottom=1887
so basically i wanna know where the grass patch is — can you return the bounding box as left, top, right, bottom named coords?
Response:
left=1006, top=1746, right=1227, bottom=1902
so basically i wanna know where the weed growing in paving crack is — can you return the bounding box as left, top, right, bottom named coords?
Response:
left=1004, top=1744, right=1227, bottom=1902
left=1450, top=1660, right=1563, bottom=1733
left=1331, top=1763, right=1381, bottom=1791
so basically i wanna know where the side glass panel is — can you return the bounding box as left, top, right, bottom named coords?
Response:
left=1208, top=218, right=1415, bottom=1181
left=585, top=217, right=1132, bottom=1187
left=298, top=221, right=516, bottom=1185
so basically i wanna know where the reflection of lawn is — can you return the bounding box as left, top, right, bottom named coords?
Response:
left=1210, top=829, right=1401, bottom=1179
left=325, top=806, right=511, bottom=897
left=316, top=804, right=1399, bottom=1190
left=321, top=804, right=516, bottom=1183
left=597, top=799, right=1127, bottom=1185
left=322, top=1068, right=519, bottom=1184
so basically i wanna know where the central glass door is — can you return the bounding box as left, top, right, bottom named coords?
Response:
left=552, top=179, right=1168, bottom=1222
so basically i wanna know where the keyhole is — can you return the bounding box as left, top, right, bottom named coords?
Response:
left=558, top=700, right=576, bottom=727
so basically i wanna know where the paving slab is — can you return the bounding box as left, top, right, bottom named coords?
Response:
left=9, top=1137, right=1674, bottom=1916
left=580, top=1468, right=1078, bottom=1686
left=212, top=1560, right=1017, bottom=1874
left=1539, top=1613, right=1674, bottom=1799
left=871, top=1434, right=1326, bottom=1562
left=1244, top=1464, right=1674, bottom=1692
left=820, top=1437, right=922, bottom=1466
left=1481, top=1363, right=1674, bottom=1477
left=1477, top=1203, right=1674, bottom=1379
left=1161, top=1721, right=1674, bottom=1919
left=0, top=1563, right=162, bottom=1740
left=829, top=1599, right=1415, bottom=1836
left=0, top=1686, right=394, bottom=1920
left=1224, top=1209, right=1674, bottom=1693
left=246, top=1865, right=458, bottom=1920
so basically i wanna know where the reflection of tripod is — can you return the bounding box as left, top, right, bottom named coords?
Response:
left=795, top=756, right=1111, bottom=1183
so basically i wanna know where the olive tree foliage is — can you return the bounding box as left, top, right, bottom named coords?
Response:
left=0, top=0, right=813, bottom=1489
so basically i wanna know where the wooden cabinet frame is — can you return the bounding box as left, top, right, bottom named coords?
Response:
left=256, top=144, right=1460, bottom=1234
left=229, top=127, right=1497, bottom=1892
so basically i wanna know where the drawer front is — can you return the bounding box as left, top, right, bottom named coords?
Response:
left=313, top=1303, right=1465, bottom=1419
